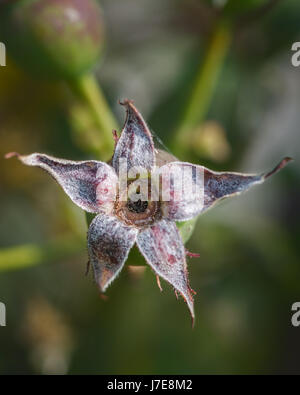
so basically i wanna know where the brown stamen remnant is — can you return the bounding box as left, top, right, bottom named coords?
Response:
left=185, top=249, right=200, bottom=258
left=4, top=152, right=21, bottom=159
left=156, top=275, right=163, bottom=292
left=112, top=130, right=119, bottom=148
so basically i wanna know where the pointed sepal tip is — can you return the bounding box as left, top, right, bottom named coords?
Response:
left=264, top=157, right=293, bottom=179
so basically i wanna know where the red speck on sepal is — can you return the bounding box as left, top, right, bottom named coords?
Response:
left=168, top=254, right=176, bottom=264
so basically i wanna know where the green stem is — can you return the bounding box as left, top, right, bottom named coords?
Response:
left=173, top=19, right=232, bottom=156
left=70, top=73, right=118, bottom=160
left=0, top=237, right=85, bottom=272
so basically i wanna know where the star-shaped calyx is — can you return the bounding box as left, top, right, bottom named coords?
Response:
left=5, top=100, right=292, bottom=323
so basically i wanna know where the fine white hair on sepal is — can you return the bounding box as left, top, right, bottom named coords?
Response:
left=87, top=214, right=138, bottom=292
left=159, top=158, right=292, bottom=222
left=6, top=152, right=118, bottom=214
left=137, top=220, right=195, bottom=322
left=112, top=100, right=155, bottom=174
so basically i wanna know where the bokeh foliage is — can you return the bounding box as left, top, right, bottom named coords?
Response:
left=0, top=0, right=299, bottom=374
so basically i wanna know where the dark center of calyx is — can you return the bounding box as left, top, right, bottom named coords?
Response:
left=127, top=199, right=148, bottom=213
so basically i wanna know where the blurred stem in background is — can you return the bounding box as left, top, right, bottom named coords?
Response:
left=69, top=73, right=118, bottom=161
left=173, top=18, right=232, bottom=157
left=172, top=0, right=283, bottom=158
left=68, top=72, right=120, bottom=234
left=0, top=237, right=85, bottom=272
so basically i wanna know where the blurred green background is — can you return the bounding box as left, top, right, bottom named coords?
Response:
left=0, top=0, right=300, bottom=374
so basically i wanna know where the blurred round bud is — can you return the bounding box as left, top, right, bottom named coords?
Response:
left=191, top=121, right=231, bottom=162
left=0, top=0, right=105, bottom=79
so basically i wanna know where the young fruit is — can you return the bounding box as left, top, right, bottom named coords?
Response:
left=0, top=0, right=105, bottom=79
